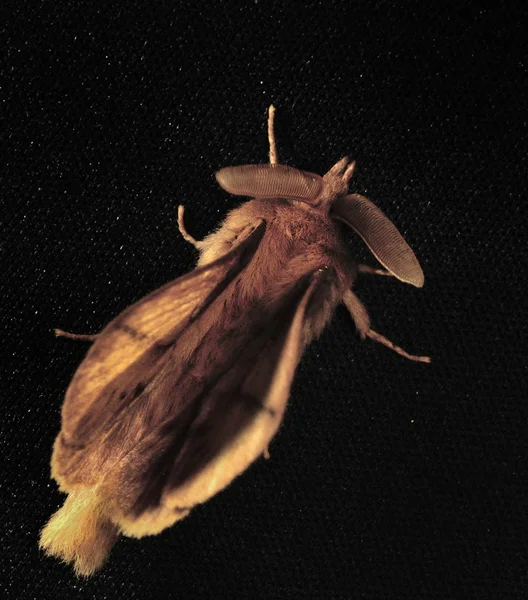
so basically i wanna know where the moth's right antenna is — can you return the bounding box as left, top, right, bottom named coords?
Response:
left=268, top=105, right=278, bottom=165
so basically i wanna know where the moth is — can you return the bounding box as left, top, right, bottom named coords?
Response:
left=40, top=106, right=429, bottom=576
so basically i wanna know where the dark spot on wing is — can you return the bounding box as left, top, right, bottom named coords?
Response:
left=133, top=382, right=146, bottom=398
left=172, top=505, right=193, bottom=513
left=242, top=394, right=277, bottom=417
left=115, top=381, right=146, bottom=407
left=116, top=323, right=150, bottom=341
left=59, top=432, right=85, bottom=451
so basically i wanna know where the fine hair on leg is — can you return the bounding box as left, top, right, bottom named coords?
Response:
left=343, top=289, right=430, bottom=363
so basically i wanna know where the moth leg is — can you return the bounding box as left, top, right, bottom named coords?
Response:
left=177, top=205, right=203, bottom=249
left=366, top=329, right=431, bottom=363
left=342, top=290, right=430, bottom=363
left=263, top=445, right=270, bottom=460
left=358, top=264, right=393, bottom=278
left=54, top=328, right=99, bottom=342
left=268, top=104, right=278, bottom=165
left=342, top=288, right=370, bottom=338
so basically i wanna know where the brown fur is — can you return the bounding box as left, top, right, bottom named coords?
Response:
left=41, top=112, right=427, bottom=576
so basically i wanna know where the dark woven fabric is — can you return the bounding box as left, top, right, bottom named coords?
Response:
left=2, top=2, right=526, bottom=598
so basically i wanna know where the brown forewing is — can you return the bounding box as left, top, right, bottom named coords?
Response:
left=52, top=221, right=266, bottom=484
left=97, top=269, right=327, bottom=529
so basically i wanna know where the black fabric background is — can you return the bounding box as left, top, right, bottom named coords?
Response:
left=2, top=2, right=526, bottom=598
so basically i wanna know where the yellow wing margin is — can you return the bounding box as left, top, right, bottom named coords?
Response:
left=161, top=269, right=327, bottom=514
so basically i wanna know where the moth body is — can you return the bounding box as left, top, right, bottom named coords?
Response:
left=198, top=198, right=356, bottom=331
left=40, top=107, right=429, bottom=576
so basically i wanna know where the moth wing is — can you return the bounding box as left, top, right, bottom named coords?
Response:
left=165, top=272, right=324, bottom=505
left=332, top=193, right=424, bottom=287
left=53, top=220, right=266, bottom=480
left=110, top=270, right=326, bottom=523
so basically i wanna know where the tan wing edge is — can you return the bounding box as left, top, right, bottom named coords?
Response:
left=159, top=270, right=324, bottom=512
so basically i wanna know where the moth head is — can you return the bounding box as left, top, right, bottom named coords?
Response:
left=215, top=157, right=354, bottom=208
left=319, top=156, right=356, bottom=204
left=215, top=158, right=424, bottom=288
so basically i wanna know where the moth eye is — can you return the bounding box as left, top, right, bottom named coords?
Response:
left=216, top=164, right=323, bottom=202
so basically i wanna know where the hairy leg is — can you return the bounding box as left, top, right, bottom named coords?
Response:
left=358, top=264, right=393, bottom=277
left=55, top=329, right=98, bottom=342
left=268, top=104, right=278, bottom=165
left=343, top=290, right=430, bottom=363
left=177, top=205, right=203, bottom=249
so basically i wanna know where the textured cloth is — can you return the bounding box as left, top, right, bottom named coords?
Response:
left=2, top=2, right=526, bottom=598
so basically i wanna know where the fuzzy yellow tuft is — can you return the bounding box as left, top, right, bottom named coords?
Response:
left=39, top=488, right=119, bottom=577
